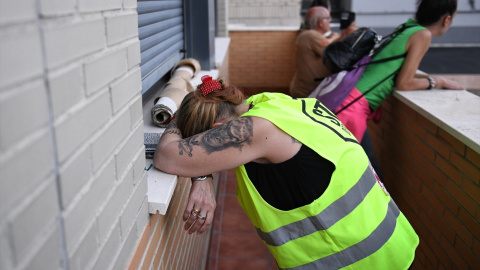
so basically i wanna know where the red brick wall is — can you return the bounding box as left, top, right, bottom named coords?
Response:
left=368, top=95, right=480, bottom=269
left=228, top=30, right=297, bottom=92
left=128, top=177, right=212, bottom=270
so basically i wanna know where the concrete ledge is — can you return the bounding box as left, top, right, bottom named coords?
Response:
left=145, top=159, right=177, bottom=215
left=215, top=37, right=230, bottom=68
left=394, top=89, right=480, bottom=153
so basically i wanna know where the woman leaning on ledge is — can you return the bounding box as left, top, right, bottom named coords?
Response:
left=154, top=75, right=419, bottom=269
left=337, top=0, right=466, bottom=143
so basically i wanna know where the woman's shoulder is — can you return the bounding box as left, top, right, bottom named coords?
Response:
left=404, top=19, right=431, bottom=41
left=406, top=28, right=432, bottom=50
left=247, top=116, right=303, bottom=164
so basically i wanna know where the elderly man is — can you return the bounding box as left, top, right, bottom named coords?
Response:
left=289, top=6, right=340, bottom=98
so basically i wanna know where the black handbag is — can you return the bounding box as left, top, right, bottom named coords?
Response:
left=323, top=27, right=380, bottom=74
left=322, top=24, right=415, bottom=74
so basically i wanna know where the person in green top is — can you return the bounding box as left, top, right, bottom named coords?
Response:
left=336, top=0, right=465, bottom=177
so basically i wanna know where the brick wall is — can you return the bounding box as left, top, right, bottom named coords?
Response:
left=0, top=1, right=147, bottom=269
left=368, top=95, right=480, bottom=269
left=128, top=177, right=214, bottom=269
left=228, top=30, right=297, bottom=93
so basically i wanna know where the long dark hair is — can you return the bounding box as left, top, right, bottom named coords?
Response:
left=415, top=0, right=457, bottom=26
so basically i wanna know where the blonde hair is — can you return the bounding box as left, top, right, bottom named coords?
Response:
left=176, top=79, right=245, bottom=138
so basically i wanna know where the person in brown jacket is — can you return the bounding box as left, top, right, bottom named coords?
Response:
left=289, top=6, right=340, bottom=98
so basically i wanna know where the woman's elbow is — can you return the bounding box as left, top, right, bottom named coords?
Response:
left=153, top=153, right=164, bottom=171
left=153, top=147, right=175, bottom=174
left=395, top=81, right=414, bottom=91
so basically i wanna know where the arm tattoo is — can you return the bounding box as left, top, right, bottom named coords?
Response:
left=201, top=117, right=253, bottom=154
left=164, top=129, right=181, bottom=136
left=176, top=117, right=254, bottom=157
left=178, top=135, right=200, bottom=157
left=164, top=118, right=182, bottom=136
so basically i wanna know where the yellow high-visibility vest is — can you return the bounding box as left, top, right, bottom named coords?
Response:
left=235, top=93, right=419, bottom=269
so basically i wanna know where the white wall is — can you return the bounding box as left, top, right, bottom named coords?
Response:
left=0, top=0, right=148, bottom=269
left=228, top=0, right=480, bottom=44
left=352, top=0, right=480, bottom=44
left=229, top=0, right=302, bottom=26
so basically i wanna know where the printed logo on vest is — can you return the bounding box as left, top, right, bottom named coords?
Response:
left=302, top=100, right=355, bottom=143
left=370, top=164, right=390, bottom=196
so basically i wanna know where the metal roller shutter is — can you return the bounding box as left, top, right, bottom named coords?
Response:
left=138, top=0, right=185, bottom=94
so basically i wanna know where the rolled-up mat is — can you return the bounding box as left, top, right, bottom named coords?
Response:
left=151, top=58, right=201, bottom=127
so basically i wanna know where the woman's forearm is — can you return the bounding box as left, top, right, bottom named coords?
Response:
left=153, top=119, right=184, bottom=174
left=153, top=116, right=266, bottom=177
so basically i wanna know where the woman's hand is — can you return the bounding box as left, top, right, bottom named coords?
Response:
left=434, top=75, right=466, bottom=90
left=183, top=176, right=216, bottom=234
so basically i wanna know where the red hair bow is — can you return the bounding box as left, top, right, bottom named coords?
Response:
left=200, top=75, right=222, bottom=96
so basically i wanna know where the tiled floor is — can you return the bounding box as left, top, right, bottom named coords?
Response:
left=206, top=169, right=278, bottom=270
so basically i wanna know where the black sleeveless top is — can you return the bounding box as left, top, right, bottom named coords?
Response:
left=244, top=144, right=335, bottom=211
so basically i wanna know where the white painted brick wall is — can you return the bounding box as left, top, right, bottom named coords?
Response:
left=110, top=179, right=148, bottom=270
left=78, top=0, right=123, bottom=13
left=0, top=225, right=15, bottom=269
left=112, top=206, right=145, bottom=269
left=115, top=124, right=144, bottom=177
left=91, top=110, right=131, bottom=172
left=111, top=68, right=142, bottom=113
left=127, top=40, right=141, bottom=70
left=40, top=0, right=77, bottom=17
left=133, top=152, right=147, bottom=186
left=0, top=0, right=36, bottom=25
left=10, top=179, right=58, bottom=260
left=0, top=27, right=43, bottom=89
left=0, top=1, right=146, bottom=269
left=63, top=158, right=116, bottom=252
left=0, top=80, right=49, bottom=150
left=0, top=131, right=54, bottom=217
left=96, top=171, right=134, bottom=244
left=135, top=196, right=149, bottom=237
left=129, top=95, right=143, bottom=129
left=120, top=175, right=148, bottom=239
left=43, top=19, right=105, bottom=69
left=21, top=229, right=62, bottom=270
left=69, top=225, right=98, bottom=270
left=84, top=49, right=127, bottom=95
left=58, top=148, right=92, bottom=209
left=48, top=64, right=85, bottom=118
left=92, top=224, right=121, bottom=270
left=106, top=12, right=138, bottom=46
left=123, top=0, right=137, bottom=9
left=55, top=90, right=111, bottom=163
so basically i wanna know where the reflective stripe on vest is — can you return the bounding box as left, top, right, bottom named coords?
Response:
left=280, top=199, right=400, bottom=270
left=253, top=166, right=400, bottom=269
left=255, top=166, right=377, bottom=246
